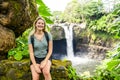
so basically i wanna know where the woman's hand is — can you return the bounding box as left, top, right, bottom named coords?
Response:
left=40, top=60, right=47, bottom=69
left=34, top=64, right=41, bottom=73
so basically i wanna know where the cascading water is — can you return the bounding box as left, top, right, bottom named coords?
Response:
left=61, top=24, right=74, bottom=58
left=60, top=23, right=101, bottom=76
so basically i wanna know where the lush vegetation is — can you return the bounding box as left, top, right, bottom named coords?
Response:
left=67, top=65, right=79, bottom=80
left=93, top=44, right=120, bottom=80
left=89, top=3, right=120, bottom=38
left=7, top=0, right=120, bottom=79
left=8, top=29, right=30, bottom=60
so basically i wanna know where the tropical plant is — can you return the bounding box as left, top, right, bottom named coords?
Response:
left=36, top=0, right=53, bottom=24
left=89, top=3, right=120, bottom=37
left=67, top=65, right=79, bottom=80
left=63, top=0, right=103, bottom=23
left=8, top=28, right=31, bottom=60
left=63, top=0, right=81, bottom=23
left=51, top=11, right=63, bottom=22
left=94, top=44, right=120, bottom=80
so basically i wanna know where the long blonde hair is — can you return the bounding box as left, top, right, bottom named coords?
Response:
left=28, top=17, right=46, bottom=38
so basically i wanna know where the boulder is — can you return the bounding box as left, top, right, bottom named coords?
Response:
left=0, top=0, right=38, bottom=59
left=0, top=59, right=72, bottom=80
left=51, top=24, right=65, bottom=40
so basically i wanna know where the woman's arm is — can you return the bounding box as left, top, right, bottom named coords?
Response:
left=28, top=44, right=36, bottom=66
left=45, top=40, right=53, bottom=61
left=29, top=44, right=41, bottom=73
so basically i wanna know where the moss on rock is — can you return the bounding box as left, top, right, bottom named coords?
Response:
left=0, top=59, right=72, bottom=80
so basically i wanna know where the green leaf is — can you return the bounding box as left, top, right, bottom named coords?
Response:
left=43, top=16, right=53, bottom=24
left=14, top=51, right=23, bottom=61
left=38, top=6, right=52, bottom=16
left=36, top=0, right=45, bottom=6
left=107, top=59, right=120, bottom=71
left=8, top=49, right=16, bottom=56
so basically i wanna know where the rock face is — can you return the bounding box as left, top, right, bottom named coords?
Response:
left=0, top=0, right=38, bottom=59
left=72, top=24, right=119, bottom=60
left=0, top=25, right=15, bottom=59
left=52, top=39, right=67, bottom=59
left=51, top=24, right=65, bottom=40
left=50, top=24, right=67, bottom=59
left=50, top=23, right=117, bottom=60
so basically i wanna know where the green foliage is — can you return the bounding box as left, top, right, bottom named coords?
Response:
left=82, top=0, right=103, bottom=20
left=113, top=3, right=120, bottom=16
left=67, top=65, right=79, bottom=80
left=63, top=0, right=103, bottom=23
left=8, top=29, right=31, bottom=60
left=36, top=0, right=53, bottom=24
left=63, top=0, right=82, bottom=23
left=89, top=2, right=120, bottom=37
left=51, top=11, right=63, bottom=22
left=94, top=44, right=120, bottom=80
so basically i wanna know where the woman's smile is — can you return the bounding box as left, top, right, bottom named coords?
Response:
left=36, top=19, right=45, bottom=30
left=37, top=25, right=43, bottom=28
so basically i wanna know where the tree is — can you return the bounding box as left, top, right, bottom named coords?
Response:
left=63, top=0, right=104, bottom=23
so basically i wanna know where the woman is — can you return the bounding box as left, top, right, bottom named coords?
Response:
left=28, top=17, right=53, bottom=80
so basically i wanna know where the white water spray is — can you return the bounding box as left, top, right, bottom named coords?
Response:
left=61, top=23, right=74, bottom=58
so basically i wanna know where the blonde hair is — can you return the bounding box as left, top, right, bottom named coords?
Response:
left=28, top=17, right=46, bottom=38
left=33, top=17, right=46, bottom=32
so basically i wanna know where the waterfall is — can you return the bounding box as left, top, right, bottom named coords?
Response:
left=59, top=23, right=101, bottom=76
left=61, top=23, right=74, bottom=58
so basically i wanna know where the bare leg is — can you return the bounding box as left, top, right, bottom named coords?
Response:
left=30, top=64, right=40, bottom=80
left=42, top=60, right=52, bottom=80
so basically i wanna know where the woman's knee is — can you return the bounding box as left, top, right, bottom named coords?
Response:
left=42, top=60, right=51, bottom=75
left=32, top=75, right=39, bottom=80
left=31, top=71, right=40, bottom=80
left=43, top=70, right=50, bottom=77
left=30, top=65, right=40, bottom=80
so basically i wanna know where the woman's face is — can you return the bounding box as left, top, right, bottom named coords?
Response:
left=35, top=19, right=45, bottom=30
